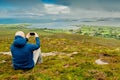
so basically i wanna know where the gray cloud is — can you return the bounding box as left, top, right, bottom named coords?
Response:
left=62, top=0, right=119, bottom=12
left=61, top=0, right=120, bottom=18
left=0, top=0, right=120, bottom=18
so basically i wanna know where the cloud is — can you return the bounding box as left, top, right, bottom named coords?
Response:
left=44, top=4, right=70, bottom=14
left=40, top=0, right=120, bottom=18
left=42, top=0, right=120, bottom=12
left=0, top=0, right=45, bottom=18
left=0, top=0, right=70, bottom=18
left=66, top=0, right=120, bottom=18
left=0, top=0, right=120, bottom=18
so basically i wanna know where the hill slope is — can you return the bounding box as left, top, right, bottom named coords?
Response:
left=0, top=33, right=120, bottom=80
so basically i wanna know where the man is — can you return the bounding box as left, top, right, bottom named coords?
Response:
left=11, top=31, right=42, bottom=70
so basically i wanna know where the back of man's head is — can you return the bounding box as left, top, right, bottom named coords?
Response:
left=15, top=31, right=25, bottom=38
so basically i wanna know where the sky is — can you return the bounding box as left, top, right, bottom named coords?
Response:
left=0, top=0, right=120, bottom=19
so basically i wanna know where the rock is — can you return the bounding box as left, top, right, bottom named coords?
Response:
left=0, top=60, right=6, bottom=63
left=95, top=59, right=109, bottom=65
left=0, top=51, right=78, bottom=57
left=72, top=52, right=78, bottom=55
left=0, top=52, right=11, bottom=55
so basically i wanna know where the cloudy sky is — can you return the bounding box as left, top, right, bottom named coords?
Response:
left=0, top=0, right=120, bottom=19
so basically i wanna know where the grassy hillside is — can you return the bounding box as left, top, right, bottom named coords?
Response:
left=0, top=25, right=120, bottom=80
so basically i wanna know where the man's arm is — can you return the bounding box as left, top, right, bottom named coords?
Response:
left=29, top=37, right=40, bottom=51
left=26, top=32, right=40, bottom=51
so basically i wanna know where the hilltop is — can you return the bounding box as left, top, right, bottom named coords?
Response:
left=0, top=25, right=120, bottom=80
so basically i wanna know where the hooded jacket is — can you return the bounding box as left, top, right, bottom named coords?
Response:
left=11, top=36, right=40, bottom=70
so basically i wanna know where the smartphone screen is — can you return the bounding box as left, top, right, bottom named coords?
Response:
left=30, top=33, right=35, bottom=35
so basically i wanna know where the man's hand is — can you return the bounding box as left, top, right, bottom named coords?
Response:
left=26, top=32, right=39, bottom=38
left=26, top=33, right=31, bottom=39
left=34, top=32, right=39, bottom=37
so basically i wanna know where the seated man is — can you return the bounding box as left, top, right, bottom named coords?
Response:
left=11, top=31, right=42, bottom=70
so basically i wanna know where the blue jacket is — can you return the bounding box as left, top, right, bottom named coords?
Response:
left=11, top=36, right=40, bottom=70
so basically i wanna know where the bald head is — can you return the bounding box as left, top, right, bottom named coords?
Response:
left=15, top=31, right=25, bottom=38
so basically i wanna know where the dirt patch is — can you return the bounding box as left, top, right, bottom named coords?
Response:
left=0, top=51, right=78, bottom=57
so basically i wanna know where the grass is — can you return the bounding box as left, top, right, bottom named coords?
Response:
left=0, top=24, right=120, bottom=80
left=75, top=25, right=120, bottom=40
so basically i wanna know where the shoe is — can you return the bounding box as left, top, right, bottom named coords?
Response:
left=37, top=56, right=43, bottom=64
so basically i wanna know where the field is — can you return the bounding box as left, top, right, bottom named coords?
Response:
left=75, top=25, right=120, bottom=40
left=0, top=24, right=120, bottom=80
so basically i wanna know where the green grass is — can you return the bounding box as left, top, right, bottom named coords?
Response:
left=75, top=25, right=120, bottom=40
left=0, top=24, right=120, bottom=80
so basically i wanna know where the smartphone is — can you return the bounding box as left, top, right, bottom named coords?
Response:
left=30, top=33, right=35, bottom=35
